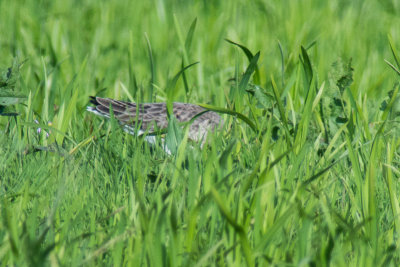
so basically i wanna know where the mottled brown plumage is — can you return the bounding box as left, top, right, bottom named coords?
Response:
left=87, top=96, right=222, bottom=142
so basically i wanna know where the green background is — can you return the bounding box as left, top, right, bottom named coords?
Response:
left=1, top=0, right=400, bottom=266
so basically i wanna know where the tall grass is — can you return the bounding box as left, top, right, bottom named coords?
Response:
left=1, top=0, right=400, bottom=265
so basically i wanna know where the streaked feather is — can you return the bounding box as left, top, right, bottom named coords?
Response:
left=86, top=96, right=222, bottom=143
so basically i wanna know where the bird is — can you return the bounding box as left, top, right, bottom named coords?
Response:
left=86, top=96, right=222, bottom=153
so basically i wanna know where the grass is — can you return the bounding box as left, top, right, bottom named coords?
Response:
left=1, top=0, right=400, bottom=266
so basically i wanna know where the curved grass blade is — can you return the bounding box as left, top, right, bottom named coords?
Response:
left=225, top=39, right=261, bottom=84
left=385, top=60, right=400, bottom=76
left=198, top=103, right=257, bottom=132
left=388, top=35, right=400, bottom=69
left=193, top=241, right=223, bottom=267
left=166, top=61, right=199, bottom=112
left=225, top=39, right=254, bottom=61
left=301, top=161, right=337, bottom=187
left=278, top=41, right=285, bottom=88
left=239, top=52, right=260, bottom=93
left=305, top=40, right=317, bottom=50
left=300, top=45, right=313, bottom=88
left=181, top=58, right=190, bottom=95
left=185, top=18, right=197, bottom=53
left=166, top=62, right=199, bottom=93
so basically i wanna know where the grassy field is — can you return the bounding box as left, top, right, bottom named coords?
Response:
left=1, top=0, right=400, bottom=266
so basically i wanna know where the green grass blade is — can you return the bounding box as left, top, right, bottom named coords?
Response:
left=145, top=32, right=155, bottom=102
left=270, top=75, right=292, bottom=146
left=238, top=52, right=260, bottom=93
left=388, top=34, right=400, bottom=69
left=166, top=61, right=199, bottom=112
left=181, top=59, right=190, bottom=96
left=225, top=39, right=260, bottom=84
left=300, top=45, right=313, bottom=88
left=185, top=18, right=197, bottom=54
left=210, top=187, right=253, bottom=266
left=198, top=103, right=257, bottom=132
left=384, top=59, right=400, bottom=76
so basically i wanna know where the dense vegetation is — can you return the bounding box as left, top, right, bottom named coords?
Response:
left=1, top=0, right=400, bottom=265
